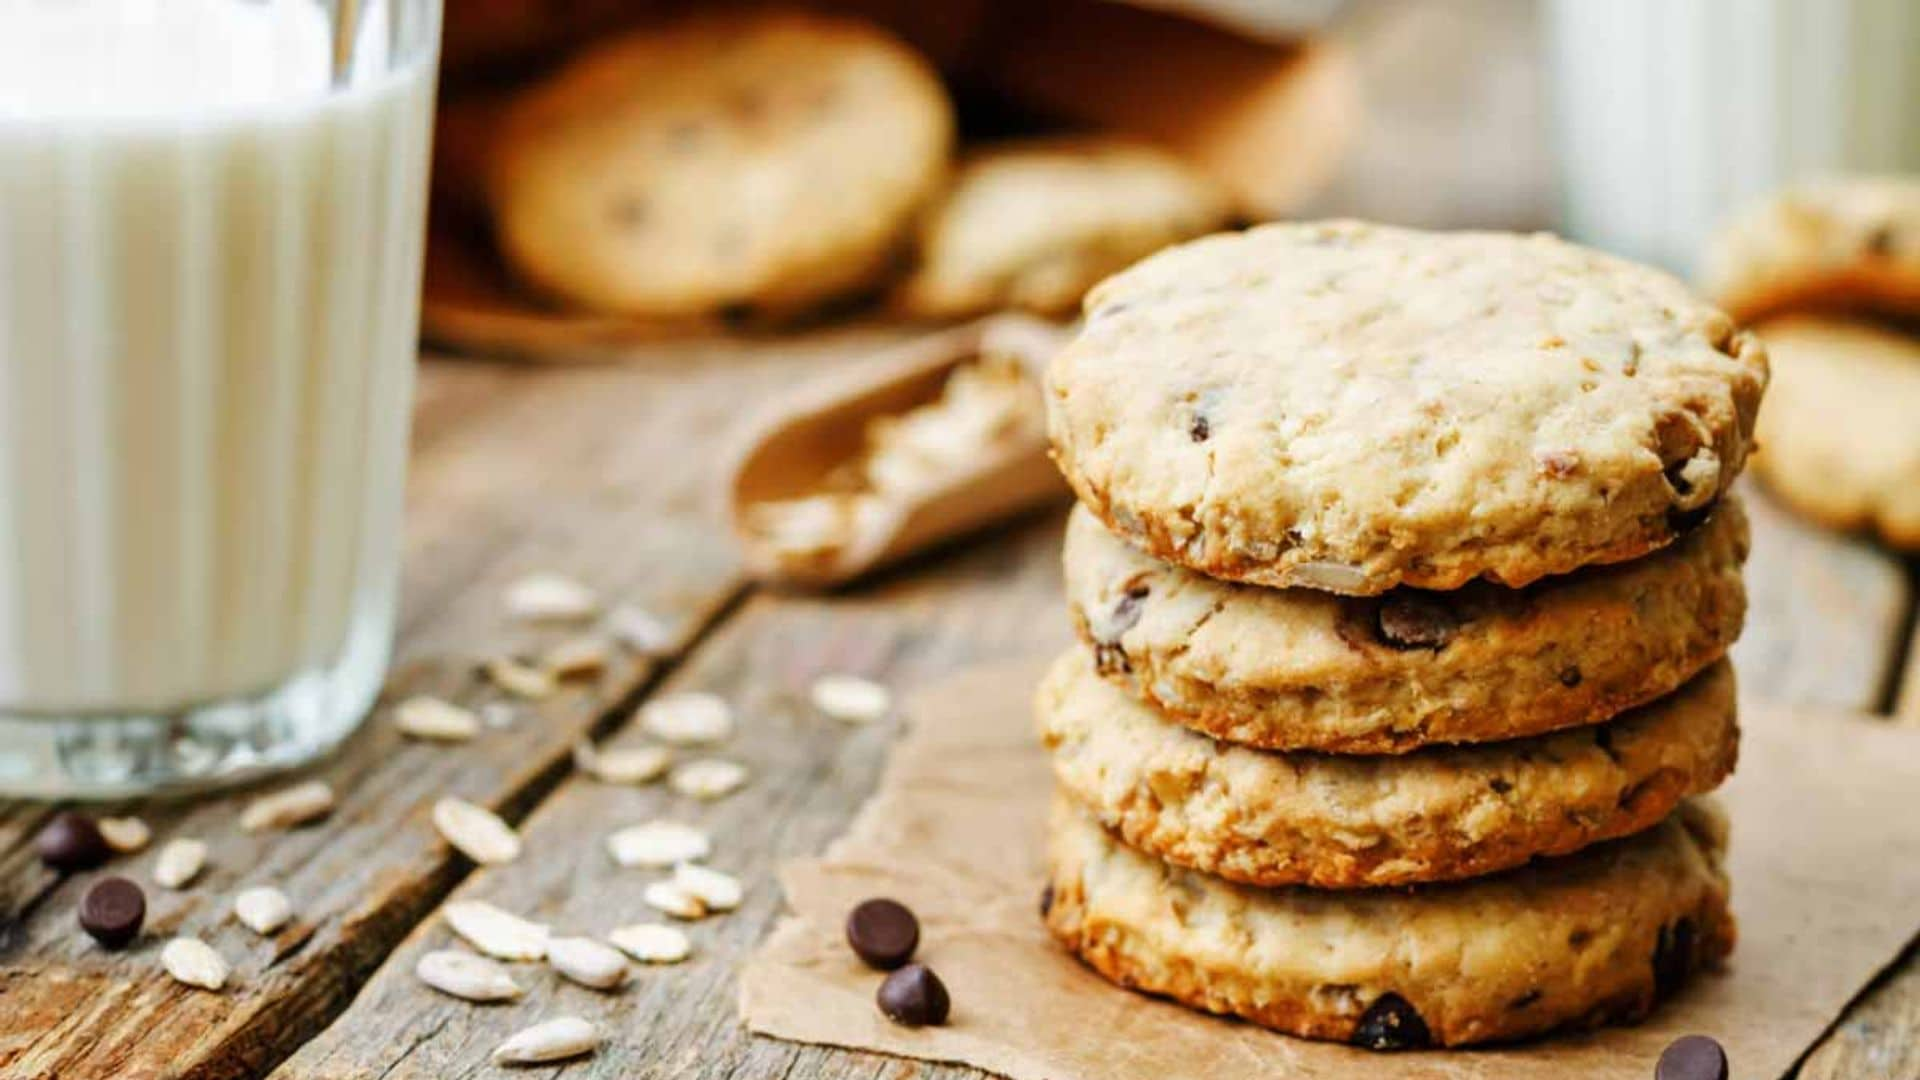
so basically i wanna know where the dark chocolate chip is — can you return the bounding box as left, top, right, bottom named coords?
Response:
left=1038, top=883, right=1054, bottom=918
left=1188, top=414, right=1210, bottom=442
left=78, top=876, right=145, bottom=949
left=1653, top=919, right=1697, bottom=999
left=846, top=897, right=919, bottom=970
left=36, top=812, right=111, bottom=872
left=1559, top=665, right=1584, bottom=688
left=877, top=963, right=950, bottom=1026
left=1488, top=778, right=1513, bottom=795
left=1375, top=593, right=1460, bottom=650
left=1656, top=1034, right=1729, bottom=1080
left=1352, top=992, right=1431, bottom=1051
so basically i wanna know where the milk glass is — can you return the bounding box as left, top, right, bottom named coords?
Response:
left=0, top=0, right=440, bottom=796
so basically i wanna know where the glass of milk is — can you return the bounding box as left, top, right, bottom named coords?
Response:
left=0, top=0, right=440, bottom=796
left=1544, top=0, right=1920, bottom=276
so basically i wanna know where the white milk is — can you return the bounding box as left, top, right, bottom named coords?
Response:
left=0, top=0, right=436, bottom=732
left=1545, top=0, right=1920, bottom=275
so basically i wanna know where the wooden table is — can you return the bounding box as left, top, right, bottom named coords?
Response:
left=3, top=3, right=1917, bottom=1077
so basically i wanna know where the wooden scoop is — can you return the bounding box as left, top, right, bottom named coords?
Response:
left=727, top=314, right=1071, bottom=588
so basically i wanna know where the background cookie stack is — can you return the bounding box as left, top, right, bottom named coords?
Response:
left=1036, top=221, right=1771, bottom=1049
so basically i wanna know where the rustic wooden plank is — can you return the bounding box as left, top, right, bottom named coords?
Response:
left=1730, top=482, right=1913, bottom=712
left=272, top=512, right=1070, bottom=1079
left=0, top=327, right=915, bottom=1080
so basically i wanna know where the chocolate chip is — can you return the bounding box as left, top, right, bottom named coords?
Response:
left=1559, top=665, right=1584, bottom=688
left=1653, top=919, right=1697, bottom=998
left=36, top=812, right=111, bottom=872
left=846, top=898, right=919, bottom=970
left=78, top=876, right=145, bottom=949
left=1188, top=414, right=1210, bottom=442
left=1656, top=1034, right=1728, bottom=1080
left=1352, top=992, right=1431, bottom=1051
left=1375, top=593, right=1460, bottom=650
left=877, top=964, right=950, bottom=1026
left=1038, top=884, right=1054, bottom=918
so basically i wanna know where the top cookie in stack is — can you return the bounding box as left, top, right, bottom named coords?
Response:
left=1038, top=221, right=1768, bottom=1049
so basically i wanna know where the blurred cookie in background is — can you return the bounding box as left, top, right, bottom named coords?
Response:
left=1748, top=317, right=1920, bottom=551
left=1704, top=176, right=1920, bottom=325
left=489, top=9, right=954, bottom=319
left=894, top=138, right=1232, bottom=319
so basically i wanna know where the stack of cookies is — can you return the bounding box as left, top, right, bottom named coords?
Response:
left=1036, top=221, right=1770, bottom=1049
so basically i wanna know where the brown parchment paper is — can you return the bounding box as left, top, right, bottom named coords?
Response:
left=741, top=661, right=1920, bottom=1079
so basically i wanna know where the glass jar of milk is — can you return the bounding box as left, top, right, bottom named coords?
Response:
left=0, top=0, right=439, bottom=796
left=1545, top=0, right=1920, bottom=276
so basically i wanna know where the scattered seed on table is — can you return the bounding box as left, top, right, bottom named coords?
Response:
left=846, top=898, right=919, bottom=970
left=35, top=812, right=110, bottom=872
left=153, top=838, right=208, bottom=890
left=605, top=604, right=671, bottom=655
left=492, top=1016, right=600, bottom=1065
left=394, top=696, right=480, bottom=742
left=240, top=780, right=335, bottom=831
left=78, top=876, right=145, bottom=949
left=416, top=949, right=525, bottom=1002
left=161, top=937, right=229, bottom=992
left=606, top=820, right=711, bottom=868
left=443, top=899, right=550, bottom=961
left=546, top=936, right=629, bottom=990
left=608, top=923, right=691, bottom=964
left=481, top=703, right=517, bottom=729
left=234, top=886, right=293, bottom=935
left=503, top=572, right=600, bottom=622
left=433, top=797, right=522, bottom=865
left=672, top=863, right=743, bottom=912
left=484, top=657, right=556, bottom=700
left=877, top=963, right=950, bottom=1026
left=669, top=758, right=748, bottom=800
left=543, top=635, right=611, bottom=679
left=639, top=692, right=733, bottom=745
left=574, top=741, right=671, bottom=785
left=642, top=880, right=707, bottom=921
left=98, top=816, right=152, bottom=854
left=811, top=674, right=891, bottom=723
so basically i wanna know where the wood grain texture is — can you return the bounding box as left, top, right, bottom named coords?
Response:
left=273, top=513, right=1070, bottom=1079
left=0, top=332, right=910, bottom=1080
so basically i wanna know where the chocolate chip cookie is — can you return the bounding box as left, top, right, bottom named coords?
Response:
left=1750, top=317, right=1920, bottom=549
left=894, top=138, right=1231, bottom=318
left=491, top=10, right=953, bottom=318
left=1040, top=648, right=1737, bottom=888
left=1046, top=221, right=1769, bottom=594
left=1703, top=176, right=1920, bottom=324
left=1063, top=499, right=1748, bottom=752
left=1043, top=795, right=1734, bottom=1048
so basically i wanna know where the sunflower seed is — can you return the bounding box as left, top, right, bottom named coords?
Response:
left=153, top=838, right=208, bottom=889
left=240, top=780, right=335, bottom=831
left=492, top=1016, right=600, bottom=1065
left=609, top=923, right=691, bottom=964
left=504, top=573, right=600, bottom=622
left=574, top=741, right=671, bottom=785
left=670, top=758, right=748, bottom=800
left=642, top=880, right=707, bottom=920
left=546, top=936, right=629, bottom=990
left=639, top=692, right=733, bottom=745
left=394, top=696, right=481, bottom=742
left=484, top=657, right=556, bottom=700
left=542, top=636, right=611, bottom=679
left=606, top=821, right=710, bottom=868
left=416, top=949, right=524, bottom=1002
left=161, top=937, right=228, bottom=991
left=98, top=816, right=151, bottom=854
left=233, top=886, right=293, bottom=935
left=672, top=863, right=743, bottom=912
left=810, top=674, right=891, bottom=723
left=605, top=604, right=671, bottom=655
left=433, top=798, right=521, bottom=865
left=443, top=899, right=550, bottom=961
